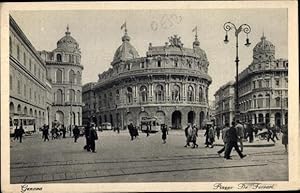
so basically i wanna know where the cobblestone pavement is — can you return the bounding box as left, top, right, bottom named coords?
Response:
left=10, top=130, right=288, bottom=183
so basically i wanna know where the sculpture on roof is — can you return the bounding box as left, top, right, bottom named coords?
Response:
left=168, top=35, right=183, bottom=48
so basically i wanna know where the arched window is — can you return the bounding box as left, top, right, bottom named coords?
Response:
left=187, top=86, right=194, bottom=102
left=127, top=87, right=133, bottom=104
left=69, top=89, right=75, bottom=103
left=56, top=54, right=62, bottom=62
left=56, top=69, right=63, bottom=83
left=155, top=85, right=164, bottom=102
left=56, top=89, right=63, bottom=104
left=116, top=90, right=120, bottom=102
left=199, top=87, right=203, bottom=101
left=157, top=60, right=161, bottom=67
left=77, top=90, right=81, bottom=103
left=140, top=86, right=148, bottom=102
left=76, top=71, right=81, bottom=85
left=172, top=85, right=180, bottom=101
left=276, top=97, right=280, bottom=107
left=257, top=94, right=263, bottom=108
left=69, top=70, right=75, bottom=84
left=253, top=95, right=257, bottom=108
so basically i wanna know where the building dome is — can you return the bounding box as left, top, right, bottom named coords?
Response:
left=253, top=34, right=275, bottom=56
left=56, top=26, right=80, bottom=52
left=112, top=29, right=139, bottom=65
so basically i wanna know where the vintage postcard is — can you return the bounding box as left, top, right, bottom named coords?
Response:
left=1, top=1, right=299, bottom=192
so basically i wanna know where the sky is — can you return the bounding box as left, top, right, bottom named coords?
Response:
left=11, top=9, right=288, bottom=101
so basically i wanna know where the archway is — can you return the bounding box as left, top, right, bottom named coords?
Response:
left=199, top=111, right=205, bottom=129
left=188, top=111, right=196, bottom=125
left=156, top=111, right=165, bottom=125
left=258, top=114, right=264, bottom=123
left=171, top=111, right=182, bottom=129
left=10, top=102, right=14, bottom=115
left=265, top=113, right=270, bottom=124
left=55, top=111, right=64, bottom=125
left=17, top=104, right=22, bottom=115
left=275, top=112, right=281, bottom=127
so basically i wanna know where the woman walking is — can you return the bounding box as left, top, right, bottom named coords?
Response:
left=190, top=125, right=198, bottom=148
left=161, top=124, right=168, bottom=144
left=281, top=124, right=288, bottom=153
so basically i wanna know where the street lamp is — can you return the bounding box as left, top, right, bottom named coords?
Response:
left=223, top=22, right=251, bottom=122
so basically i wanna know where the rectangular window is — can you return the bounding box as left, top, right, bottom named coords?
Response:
left=158, top=60, right=161, bottom=67
left=253, top=81, right=256, bottom=89
left=24, top=52, right=26, bottom=66
left=9, top=37, right=12, bottom=53
left=276, top=80, right=280, bottom=87
left=17, top=45, right=20, bottom=60
left=258, top=80, right=262, bottom=88
left=24, top=84, right=26, bottom=97
left=34, top=64, right=36, bottom=75
left=29, top=88, right=32, bottom=99
left=29, top=59, right=32, bottom=71
left=265, top=79, right=269, bottom=87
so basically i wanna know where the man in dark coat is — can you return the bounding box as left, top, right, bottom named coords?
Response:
left=224, top=122, right=247, bottom=160
left=19, top=124, right=25, bottom=143
left=247, top=121, right=254, bottom=143
left=73, top=125, right=80, bottom=143
left=14, top=125, right=19, bottom=141
left=128, top=123, right=134, bottom=140
left=84, top=122, right=91, bottom=151
left=161, top=124, right=168, bottom=144
left=62, top=125, right=66, bottom=138
left=43, top=125, right=50, bottom=142
left=89, top=123, right=98, bottom=153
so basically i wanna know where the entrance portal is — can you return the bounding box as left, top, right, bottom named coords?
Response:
left=188, top=111, right=195, bottom=125
left=172, top=111, right=182, bottom=129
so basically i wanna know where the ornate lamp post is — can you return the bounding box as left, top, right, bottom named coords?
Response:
left=223, top=22, right=251, bottom=122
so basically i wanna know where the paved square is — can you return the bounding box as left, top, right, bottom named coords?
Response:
left=10, top=130, right=288, bottom=183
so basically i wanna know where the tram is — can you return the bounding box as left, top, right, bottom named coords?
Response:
left=10, top=115, right=36, bottom=136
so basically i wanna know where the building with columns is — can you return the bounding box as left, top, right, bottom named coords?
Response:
left=39, top=26, right=83, bottom=126
left=9, top=15, right=51, bottom=131
left=9, top=15, right=84, bottom=132
left=214, top=81, right=235, bottom=126
left=214, top=34, right=288, bottom=127
left=82, top=27, right=212, bottom=129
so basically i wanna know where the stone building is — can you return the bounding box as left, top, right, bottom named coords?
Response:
left=9, top=15, right=51, bottom=130
left=214, top=34, right=288, bottom=127
left=82, top=82, right=96, bottom=125
left=214, top=81, right=235, bottom=126
left=82, top=27, right=212, bottom=129
left=39, top=26, right=83, bottom=126
left=238, top=35, right=288, bottom=127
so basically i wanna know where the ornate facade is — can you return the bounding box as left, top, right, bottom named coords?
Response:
left=238, top=35, right=288, bottom=127
left=214, top=35, right=288, bottom=127
left=9, top=16, right=51, bottom=130
left=82, top=28, right=212, bottom=129
left=39, top=26, right=83, bottom=126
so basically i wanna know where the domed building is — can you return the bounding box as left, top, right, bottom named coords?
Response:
left=39, top=26, right=83, bottom=126
left=83, top=27, right=212, bottom=129
left=237, top=34, right=288, bottom=127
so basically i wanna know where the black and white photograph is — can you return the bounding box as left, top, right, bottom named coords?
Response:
left=1, top=1, right=299, bottom=192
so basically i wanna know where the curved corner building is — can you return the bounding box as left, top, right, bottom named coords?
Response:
left=83, top=29, right=212, bottom=129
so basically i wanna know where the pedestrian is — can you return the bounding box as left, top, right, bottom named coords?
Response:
left=236, top=120, right=245, bottom=152
left=184, top=123, right=192, bottom=147
left=224, top=122, right=247, bottom=160
left=89, top=123, right=98, bottom=153
left=62, top=124, right=66, bottom=138
left=208, top=125, right=215, bottom=148
left=146, top=123, right=150, bottom=137
left=43, top=125, right=50, bottom=141
left=14, top=125, right=19, bottom=141
left=281, top=124, right=288, bottom=153
left=217, top=122, right=230, bottom=157
left=266, top=123, right=276, bottom=143
left=51, top=127, right=55, bottom=140
left=128, top=123, right=134, bottom=140
left=73, top=125, right=80, bottom=143
left=19, top=123, right=25, bottom=143
left=204, top=125, right=210, bottom=147
left=83, top=122, right=91, bottom=151
left=247, top=121, right=254, bottom=143
left=69, top=125, right=72, bottom=136
left=216, top=126, right=221, bottom=140
left=161, top=124, right=168, bottom=144
left=190, top=125, right=198, bottom=148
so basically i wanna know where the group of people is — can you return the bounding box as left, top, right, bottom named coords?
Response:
left=13, top=124, right=25, bottom=143
left=217, top=121, right=247, bottom=160
left=83, top=122, right=98, bottom=153
left=184, top=123, right=199, bottom=148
